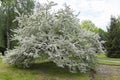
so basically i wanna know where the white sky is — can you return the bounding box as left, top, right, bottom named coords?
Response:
left=38, top=0, right=120, bottom=30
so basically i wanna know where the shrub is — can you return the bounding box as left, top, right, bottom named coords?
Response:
left=3, top=2, right=103, bottom=73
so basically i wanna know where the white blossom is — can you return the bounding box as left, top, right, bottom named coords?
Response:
left=3, top=2, right=103, bottom=73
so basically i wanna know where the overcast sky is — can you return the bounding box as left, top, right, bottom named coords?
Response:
left=38, top=0, right=120, bottom=30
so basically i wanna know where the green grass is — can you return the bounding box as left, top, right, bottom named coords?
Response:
left=97, top=54, right=120, bottom=61
left=0, top=58, right=89, bottom=80
left=0, top=55, right=120, bottom=80
left=97, top=54, right=120, bottom=65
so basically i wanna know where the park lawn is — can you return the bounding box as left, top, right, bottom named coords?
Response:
left=97, top=54, right=120, bottom=61
left=97, top=54, right=120, bottom=65
left=0, top=58, right=89, bottom=80
left=0, top=55, right=120, bottom=80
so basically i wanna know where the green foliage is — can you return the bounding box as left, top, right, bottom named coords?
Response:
left=3, top=2, right=103, bottom=73
left=105, top=16, right=120, bottom=58
left=14, top=0, right=35, bottom=15
left=0, top=0, right=13, bottom=7
left=99, top=28, right=107, bottom=41
left=0, top=5, right=6, bottom=52
left=99, top=28, right=107, bottom=49
left=81, top=20, right=99, bottom=34
left=0, top=0, right=35, bottom=50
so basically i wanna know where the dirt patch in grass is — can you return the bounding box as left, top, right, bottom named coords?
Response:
left=96, top=65, right=120, bottom=80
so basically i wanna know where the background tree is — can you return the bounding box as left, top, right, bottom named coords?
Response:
left=0, top=0, right=35, bottom=55
left=81, top=20, right=99, bottom=34
left=99, top=28, right=107, bottom=49
left=105, top=16, right=120, bottom=58
left=99, top=28, right=107, bottom=41
left=80, top=20, right=106, bottom=53
left=0, top=6, right=6, bottom=55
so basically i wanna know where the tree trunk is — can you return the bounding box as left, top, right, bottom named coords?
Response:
left=6, top=28, right=10, bottom=49
left=89, top=69, right=96, bottom=80
left=6, top=7, right=11, bottom=49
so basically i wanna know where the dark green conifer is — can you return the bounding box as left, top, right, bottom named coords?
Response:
left=106, top=16, right=120, bottom=58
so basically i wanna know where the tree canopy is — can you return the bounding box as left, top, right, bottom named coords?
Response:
left=105, top=16, right=120, bottom=58
left=3, top=2, right=103, bottom=73
left=81, top=20, right=99, bottom=34
left=0, top=0, right=35, bottom=51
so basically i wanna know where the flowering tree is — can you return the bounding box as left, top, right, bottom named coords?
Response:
left=3, top=2, right=103, bottom=77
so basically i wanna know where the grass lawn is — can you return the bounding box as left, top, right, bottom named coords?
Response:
left=97, top=54, right=120, bottom=61
left=0, top=58, right=89, bottom=80
left=0, top=55, right=120, bottom=80
left=97, top=54, right=120, bottom=65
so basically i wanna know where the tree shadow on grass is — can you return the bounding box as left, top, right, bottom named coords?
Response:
left=29, top=61, right=86, bottom=77
left=1, top=59, right=88, bottom=79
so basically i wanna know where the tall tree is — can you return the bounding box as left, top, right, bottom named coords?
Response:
left=3, top=2, right=103, bottom=80
left=81, top=20, right=99, bottom=34
left=99, top=28, right=107, bottom=41
left=0, top=6, right=6, bottom=55
left=105, top=16, right=120, bottom=58
left=0, top=0, right=35, bottom=54
left=99, top=28, right=107, bottom=49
